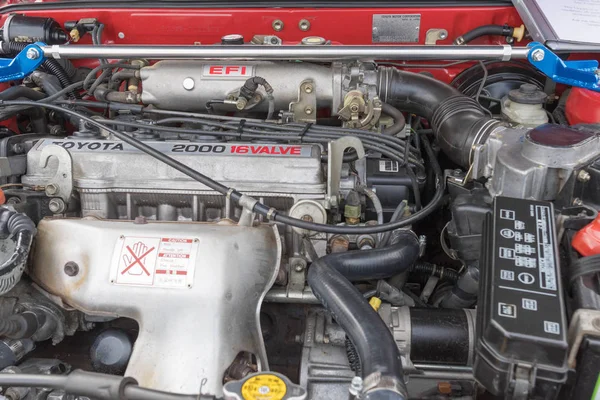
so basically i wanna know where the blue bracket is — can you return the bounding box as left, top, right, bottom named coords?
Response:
left=527, top=42, right=600, bottom=92
left=0, top=42, right=46, bottom=83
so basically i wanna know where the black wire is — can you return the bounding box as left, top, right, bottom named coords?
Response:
left=0, top=100, right=444, bottom=234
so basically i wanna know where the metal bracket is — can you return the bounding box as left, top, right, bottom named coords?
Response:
left=567, top=309, right=600, bottom=368
left=527, top=42, right=600, bottom=92
left=38, top=145, right=73, bottom=202
left=326, top=136, right=365, bottom=209
left=289, top=79, right=317, bottom=123
left=425, top=29, right=448, bottom=45
left=0, top=42, right=46, bottom=83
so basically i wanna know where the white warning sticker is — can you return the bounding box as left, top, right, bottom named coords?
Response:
left=110, top=236, right=198, bottom=288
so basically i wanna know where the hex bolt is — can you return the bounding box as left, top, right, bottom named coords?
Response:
left=301, top=214, right=314, bottom=222
left=26, top=48, right=39, bottom=60
left=293, top=262, right=305, bottom=273
left=577, top=170, right=591, bottom=183
left=270, top=37, right=279, bottom=45
left=64, top=261, right=80, bottom=277
left=48, top=198, right=66, bottom=213
left=304, top=106, right=313, bottom=115
left=350, top=104, right=359, bottom=113
left=573, top=197, right=583, bottom=206
left=299, top=19, right=311, bottom=31
left=349, top=376, right=363, bottom=397
left=304, top=84, right=313, bottom=94
left=531, top=49, right=545, bottom=62
left=439, top=31, right=448, bottom=40
left=182, top=77, right=195, bottom=91
left=272, top=20, right=284, bottom=32
left=45, top=183, right=59, bottom=196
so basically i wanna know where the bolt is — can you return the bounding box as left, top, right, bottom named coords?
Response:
left=64, top=261, right=79, bottom=277
left=439, top=31, right=448, bottom=40
left=323, top=335, right=330, bottom=344
left=294, top=334, right=303, bottom=343
left=506, top=36, right=515, bottom=44
left=304, top=84, right=313, bottom=94
left=299, top=19, right=311, bottom=31
left=236, top=97, right=248, bottom=110
left=6, top=197, right=20, bottom=205
left=349, top=376, right=363, bottom=396
left=182, top=77, right=195, bottom=91
left=45, top=183, right=59, bottom=196
left=301, top=214, right=314, bottom=222
left=11, top=143, right=24, bottom=154
left=272, top=20, right=284, bottom=32
left=304, top=106, right=313, bottom=115
left=577, top=170, right=591, bottom=183
left=118, top=32, right=125, bottom=39
left=270, top=37, right=279, bottom=45
left=531, top=49, right=545, bottom=62
left=26, top=48, right=39, bottom=60
left=593, top=317, right=600, bottom=331
left=293, top=262, right=305, bottom=273
left=350, top=104, right=359, bottom=113
left=453, top=168, right=463, bottom=177
left=134, top=215, right=148, bottom=224
left=48, top=198, right=66, bottom=213
left=573, top=197, right=583, bottom=206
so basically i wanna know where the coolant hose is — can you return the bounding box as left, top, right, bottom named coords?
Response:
left=381, top=103, right=406, bottom=136
left=0, top=208, right=36, bottom=295
left=307, top=232, right=419, bottom=399
left=377, top=67, right=502, bottom=167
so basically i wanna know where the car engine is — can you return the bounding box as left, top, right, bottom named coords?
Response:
left=0, top=3, right=597, bottom=400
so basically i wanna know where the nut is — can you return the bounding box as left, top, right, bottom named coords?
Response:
left=531, top=49, right=545, bottom=62
left=293, top=262, right=305, bottom=273
left=272, top=20, right=284, bottom=32
left=299, top=19, right=311, bottom=31
left=64, top=261, right=80, bottom=277
left=26, top=48, right=39, bottom=60
left=45, top=183, right=59, bottom=196
left=48, top=198, right=66, bottom=213
left=577, top=170, right=591, bottom=183
left=350, top=104, right=360, bottom=113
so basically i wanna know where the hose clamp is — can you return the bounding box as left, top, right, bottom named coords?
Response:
left=266, top=207, right=277, bottom=220
left=362, top=373, right=408, bottom=399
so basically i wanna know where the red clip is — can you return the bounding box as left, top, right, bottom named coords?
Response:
left=573, top=214, right=600, bottom=256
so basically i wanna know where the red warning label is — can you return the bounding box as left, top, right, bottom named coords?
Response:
left=111, top=236, right=198, bottom=288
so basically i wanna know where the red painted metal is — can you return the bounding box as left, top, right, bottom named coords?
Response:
left=0, top=5, right=524, bottom=82
left=566, top=87, right=600, bottom=125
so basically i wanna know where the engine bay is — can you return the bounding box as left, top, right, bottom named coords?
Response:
left=0, top=2, right=597, bottom=399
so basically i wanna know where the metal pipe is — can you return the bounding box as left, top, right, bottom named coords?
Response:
left=43, top=44, right=530, bottom=61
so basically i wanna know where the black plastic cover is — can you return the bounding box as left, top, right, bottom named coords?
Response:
left=474, top=196, right=568, bottom=399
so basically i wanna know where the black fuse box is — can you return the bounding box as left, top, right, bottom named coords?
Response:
left=474, top=197, right=568, bottom=399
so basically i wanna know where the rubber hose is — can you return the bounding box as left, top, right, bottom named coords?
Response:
left=454, top=25, right=513, bottom=45
left=377, top=67, right=502, bottom=167
left=307, top=263, right=407, bottom=398
left=321, top=230, right=420, bottom=281
left=0, top=208, right=36, bottom=295
left=0, top=86, right=46, bottom=101
left=381, top=103, right=406, bottom=136
left=0, top=318, right=22, bottom=338
left=0, top=86, right=47, bottom=131
left=411, top=261, right=459, bottom=283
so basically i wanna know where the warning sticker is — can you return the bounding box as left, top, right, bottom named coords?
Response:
left=111, top=236, right=198, bottom=288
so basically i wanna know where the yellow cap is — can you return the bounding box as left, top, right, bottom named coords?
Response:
left=69, top=28, right=80, bottom=43
left=241, top=373, right=287, bottom=400
left=512, top=24, right=525, bottom=42
left=369, top=297, right=382, bottom=311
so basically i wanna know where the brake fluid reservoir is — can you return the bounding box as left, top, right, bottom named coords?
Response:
left=501, top=83, right=549, bottom=127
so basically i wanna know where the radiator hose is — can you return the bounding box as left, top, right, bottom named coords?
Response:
left=377, top=67, right=502, bottom=167
left=307, top=231, right=419, bottom=399
left=0, top=207, right=36, bottom=295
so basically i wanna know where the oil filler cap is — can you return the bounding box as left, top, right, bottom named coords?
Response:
left=223, top=371, right=307, bottom=400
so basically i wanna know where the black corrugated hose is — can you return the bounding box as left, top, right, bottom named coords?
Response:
left=0, top=207, right=36, bottom=296
left=0, top=42, right=75, bottom=98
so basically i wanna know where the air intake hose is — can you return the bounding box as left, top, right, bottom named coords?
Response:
left=0, top=208, right=36, bottom=295
left=377, top=67, right=502, bottom=167
left=307, top=231, right=419, bottom=399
